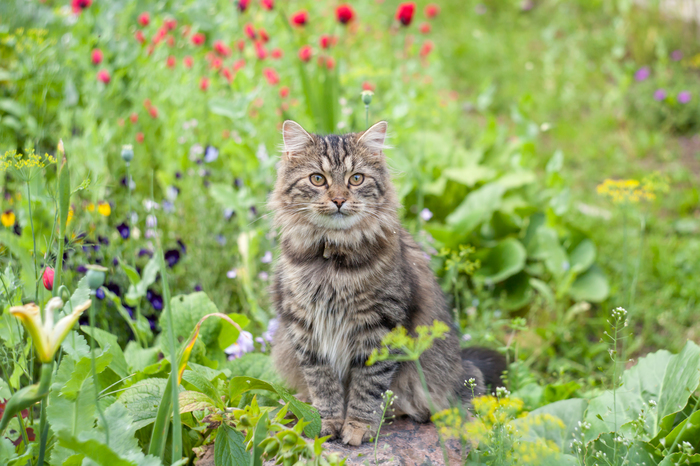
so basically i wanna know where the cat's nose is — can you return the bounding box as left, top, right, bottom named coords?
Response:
left=331, top=197, right=346, bottom=209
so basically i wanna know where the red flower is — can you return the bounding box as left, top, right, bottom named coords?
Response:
left=91, top=48, right=103, bottom=65
left=166, top=35, right=175, bottom=47
left=362, top=81, right=375, bottom=91
left=244, top=24, right=256, bottom=40
left=237, top=0, right=250, bottom=12
left=263, top=68, right=279, bottom=85
left=135, top=30, right=146, bottom=44
left=259, top=28, right=269, bottom=43
left=166, top=55, right=176, bottom=68
left=298, top=45, right=313, bottom=62
left=395, top=2, right=416, bottom=26
left=130, top=112, right=138, bottom=123
left=261, top=0, right=274, bottom=10
left=211, top=57, right=223, bottom=70
left=136, top=132, right=145, bottom=143
left=148, top=106, right=159, bottom=118
left=420, top=40, right=433, bottom=57
left=191, top=32, right=206, bottom=46
left=319, top=34, right=333, bottom=49
left=184, top=55, right=193, bottom=68
left=164, top=18, right=177, bottom=31
left=419, top=22, right=431, bottom=34
left=233, top=59, right=246, bottom=71
left=12, top=427, right=34, bottom=446
left=42, top=268, right=54, bottom=291
left=152, top=27, right=167, bottom=44
left=255, top=41, right=268, bottom=60
left=200, top=77, right=210, bottom=91
left=336, top=5, right=355, bottom=24
left=214, top=40, right=232, bottom=57
left=325, top=57, right=336, bottom=70
left=96, top=69, right=110, bottom=84
left=71, top=0, right=91, bottom=14
left=138, top=12, right=150, bottom=26
left=271, top=48, right=283, bottom=59
left=279, top=86, right=289, bottom=98
left=425, top=4, right=440, bottom=18
left=221, top=67, right=234, bottom=83
left=143, top=98, right=152, bottom=108
left=237, top=40, right=246, bottom=52
left=290, top=10, right=308, bottom=27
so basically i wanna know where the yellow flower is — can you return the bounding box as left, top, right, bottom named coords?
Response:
left=66, top=207, right=74, bottom=225
left=87, top=203, right=95, bottom=212
left=97, top=201, right=111, bottom=216
left=1, top=210, right=15, bottom=227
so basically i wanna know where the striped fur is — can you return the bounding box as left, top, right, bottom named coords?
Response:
left=269, top=121, right=502, bottom=445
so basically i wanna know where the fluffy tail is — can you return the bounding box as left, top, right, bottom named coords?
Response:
left=461, top=347, right=507, bottom=392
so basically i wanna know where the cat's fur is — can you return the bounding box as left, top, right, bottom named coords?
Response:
left=269, top=120, right=505, bottom=445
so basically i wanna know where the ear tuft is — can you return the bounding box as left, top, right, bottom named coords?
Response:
left=358, top=121, right=389, bottom=154
left=281, top=120, right=313, bottom=159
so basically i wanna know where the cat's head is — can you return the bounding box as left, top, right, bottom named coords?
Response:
left=270, top=120, right=399, bottom=234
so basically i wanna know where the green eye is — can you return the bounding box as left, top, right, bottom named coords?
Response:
left=310, top=174, right=326, bottom=186
left=349, top=174, right=364, bottom=186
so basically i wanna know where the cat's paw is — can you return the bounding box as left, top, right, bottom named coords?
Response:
left=319, top=418, right=344, bottom=440
left=341, top=419, right=374, bottom=446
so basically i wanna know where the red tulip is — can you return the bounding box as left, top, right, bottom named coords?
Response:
left=290, top=10, right=308, bottom=27
left=425, top=4, right=440, bottom=18
left=298, top=45, right=313, bottom=62
left=255, top=41, right=267, bottom=60
left=164, top=18, right=177, bottom=31
left=96, top=69, right=110, bottom=84
left=420, top=40, right=433, bottom=57
left=138, top=12, right=150, bottom=26
left=200, top=77, right=210, bottom=91
left=261, top=0, right=273, bottom=10
left=263, top=68, right=279, bottom=85
left=71, top=0, right=91, bottom=14
left=166, top=55, right=176, bottom=68
left=244, top=24, right=256, bottom=40
left=183, top=56, right=193, bottom=68
left=135, top=30, right=146, bottom=44
left=237, top=0, right=250, bottom=12
left=396, top=2, right=416, bottom=26
left=214, top=40, right=232, bottom=57
left=42, top=268, right=54, bottom=291
left=419, top=22, right=431, bottom=34
left=91, top=48, right=103, bottom=65
left=336, top=5, right=355, bottom=24
left=136, top=132, right=145, bottom=143
left=130, top=112, right=138, bottom=123
left=279, top=86, right=289, bottom=98
left=191, top=32, right=206, bottom=46
left=271, top=48, right=283, bottom=59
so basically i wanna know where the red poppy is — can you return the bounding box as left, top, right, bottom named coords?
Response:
left=214, top=40, right=232, bottom=57
left=143, top=98, right=152, bottom=108
left=130, top=112, right=138, bottom=123
left=425, top=4, right=440, bottom=18
left=135, top=30, right=146, bottom=44
left=221, top=67, right=234, bottom=83
left=148, top=106, right=159, bottom=118
left=325, top=57, right=336, bottom=70
left=259, top=28, right=269, bottom=43
left=419, top=22, right=431, bottom=34
left=237, top=40, right=246, bottom=51
left=244, top=24, right=257, bottom=40
left=200, top=77, right=210, bottom=91
left=420, top=40, right=433, bottom=57
left=91, top=48, right=103, bottom=65
left=184, top=56, right=193, bottom=68
left=298, top=45, right=313, bottom=62
left=191, top=32, right=206, bottom=46
left=166, top=55, right=176, bottom=68
left=233, top=59, right=246, bottom=71
left=255, top=41, right=268, bottom=60
left=261, top=0, right=273, bottom=10
left=336, top=5, right=355, bottom=24
left=138, top=12, right=150, bottom=26
left=152, top=27, right=167, bottom=44
left=319, top=34, right=333, bottom=49
left=12, top=427, right=34, bottom=446
left=271, top=48, right=283, bottom=59
left=211, top=57, right=223, bottom=70
left=71, top=0, right=91, bottom=14
left=166, top=35, right=175, bottom=47
left=290, top=10, right=308, bottom=27
left=136, top=132, right=145, bottom=143
left=279, top=86, right=289, bottom=98
left=96, top=69, right=110, bottom=84
left=43, top=268, right=54, bottom=291
left=237, top=0, right=250, bottom=12
left=362, top=81, right=375, bottom=91
left=263, top=68, right=279, bottom=85
left=164, top=18, right=177, bottom=31
left=395, top=2, right=416, bottom=26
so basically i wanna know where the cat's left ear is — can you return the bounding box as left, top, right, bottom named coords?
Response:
left=282, top=120, right=314, bottom=161
left=357, top=121, right=389, bottom=156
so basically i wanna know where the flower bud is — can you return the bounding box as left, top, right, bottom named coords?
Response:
left=85, top=265, right=108, bottom=290
left=121, top=145, right=134, bottom=163
left=42, top=268, right=54, bottom=291
left=361, top=90, right=374, bottom=105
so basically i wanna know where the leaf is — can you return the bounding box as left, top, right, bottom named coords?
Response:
left=61, top=277, right=92, bottom=317
left=250, top=411, right=268, bottom=466
left=445, top=182, right=506, bottom=235
left=181, top=369, right=224, bottom=410
left=159, top=292, right=221, bottom=352
left=663, top=408, right=700, bottom=452
left=584, top=433, right=660, bottom=466
left=0, top=437, right=16, bottom=464
left=125, top=257, right=160, bottom=305
left=473, top=238, right=527, bottom=284
left=568, top=266, right=609, bottom=303
left=513, top=398, right=587, bottom=454
left=179, top=390, right=218, bottom=413
left=658, top=453, right=700, bottom=466
left=215, top=424, right=250, bottom=466
left=223, top=353, right=282, bottom=384
left=47, top=357, right=99, bottom=436
left=218, top=313, right=251, bottom=350
left=442, top=166, right=496, bottom=187
left=208, top=91, right=256, bottom=121
left=496, top=170, right=536, bottom=189
left=121, top=264, right=141, bottom=285
left=61, top=331, right=91, bottom=361
left=228, top=376, right=321, bottom=438
left=61, top=352, right=112, bottom=400
left=80, top=326, right=129, bottom=379
left=568, top=239, right=596, bottom=274
left=118, top=378, right=170, bottom=431
left=543, top=381, right=581, bottom=404
left=0, top=231, right=35, bottom=299
left=123, top=341, right=160, bottom=373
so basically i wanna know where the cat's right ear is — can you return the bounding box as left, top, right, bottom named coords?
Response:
left=282, top=120, right=313, bottom=161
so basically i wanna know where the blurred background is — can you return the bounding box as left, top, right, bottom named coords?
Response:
left=1, top=0, right=699, bottom=388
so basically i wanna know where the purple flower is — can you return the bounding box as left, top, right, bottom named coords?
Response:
left=112, top=257, right=119, bottom=266
left=76, top=265, right=88, bottom=273
left=164, top=249, right=181, bottom=268
left=678, top=91, right=691, bottom=104
left=162, top=201, right=175, bottom=213
left=216, top=235, right=226, bottom=245
left=671, top=50, right=683, bottom=61
left=98, top=235, right=110, bottom=245
left=224, top=208, right=235, bottom=220
left=227, top=268, right=238, bottom=279
left=420, top=208, right=433, bottom=221
left=117, top=222, right=130, bottom=239
left=258, top=271, right=269, bottom=281
left=146, top=215, right=157, bottom=228
left=204, top=145, right=219, bottom=163
left=138, top=248, right=154, bottom=258
left=263, top=318, right=278, bottom=343
left=654, top=89, right=667, bottom=101
left=261, top=251, right=273, bottom=264
left=95, top=287, right=105, bottom=300
left=194, top=284, right=203, bottom=292
left=255, top=336, right=267, bottom=352
left=147, top=290, right=163, bottom=310
left=225, top=331, right=254, bottom=360
left=177, top=239, right=187, bottom=253
left=175, top=171, right=182, bottom=179
left=634, top=66, right=650, bottom=82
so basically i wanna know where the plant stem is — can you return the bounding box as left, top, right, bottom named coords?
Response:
left=89, top=298, right=110, bottom=446
left=36, top=362, right=54, bottom=466
left=415, top=360, right=450, bottom=466
left=26, top=181, right=38, bottom=302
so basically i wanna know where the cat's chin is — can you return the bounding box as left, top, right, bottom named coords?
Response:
left=310, top=212, right=362, bottom=230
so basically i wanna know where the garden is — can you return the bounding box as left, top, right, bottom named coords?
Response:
left=0, top=0, right=699, bottom=464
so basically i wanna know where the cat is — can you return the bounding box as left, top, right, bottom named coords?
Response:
left=269, top=120, right=506, bottom=446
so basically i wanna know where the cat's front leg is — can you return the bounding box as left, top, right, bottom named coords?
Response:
left=300, top=363, right=345, bottom=439
left=342, top=359, right=399, bottom=445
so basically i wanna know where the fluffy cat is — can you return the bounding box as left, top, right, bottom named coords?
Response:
left=269, top=120, right=505, bottom=445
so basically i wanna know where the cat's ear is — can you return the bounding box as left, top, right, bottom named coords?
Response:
left=282, top=120, right=313, bottom=160
left=357, top=121, right=389, bottom=156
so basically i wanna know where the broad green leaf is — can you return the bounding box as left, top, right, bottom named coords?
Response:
left=250, top=411, right=268, bottom=466
left=218, top=313, right=250, bottom=350
left=568, top=266, right=609, bottom=303
left=124, top=341, right=160, bottom=373
left=61, top=352, right=112, bottom=400
left=179, top=390, right=218, bottom=413
left=119, top=378, right=171, bottom=431
left=442, top=166, right=496, bottom=187
left=0, top=231, right=35, bottom=298
left=0, top=437, right=15, bottom=464
left=47, top=357, right=99, bottom=436
left=181, top=369, right=224, bottom=410
left=159, top=292, right=221, bottom=352
left=61, top=277, right=91, bottom=317
left=222, top=353, right=282, bottom=384
left=125, top=256, right=160, bottom=305
left=80, top=326, right=129, bottom=379
left=514, top=398, right=587, bottom=454
left=121, top=264, right=141, bottom=285
left=500, top=272, right=533, bottom=310
left=663, top=408, right=700, bottom=451
left=228, top=376, right=321, bottom=438
left=445, top=182, right=506, bottom=234
left=496, top=170, right=536, bottom=189
left=568, top=239, right=596, bottom=274
left=658, top=453, right=700, bottom=466
left=584, top=433, right=660, bottom=466
left=215, top=424, right=250, bottom=466
left=474, top=238, right=527, bottom=284
left=61, top=330, right=91, bottom=361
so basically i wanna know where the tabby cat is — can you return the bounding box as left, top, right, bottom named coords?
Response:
left=269, top=120, right=505, bottom=445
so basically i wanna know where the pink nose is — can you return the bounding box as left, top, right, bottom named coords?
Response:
left=331, top=198, right=346, bottom=209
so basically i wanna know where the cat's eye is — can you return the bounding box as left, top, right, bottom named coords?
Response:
left=309, top=174, right=327, bottom=186
left=349, top=174, right=364, bottom=186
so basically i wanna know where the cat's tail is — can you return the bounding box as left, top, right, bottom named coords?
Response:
left=461, top=347, right=507, bottom=393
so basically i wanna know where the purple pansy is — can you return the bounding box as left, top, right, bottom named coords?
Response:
left=117, top=222, right=130, bottom=239
left=164, top=249, right=181, bottom=268
left=147, top=290, right=164, bottom=310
